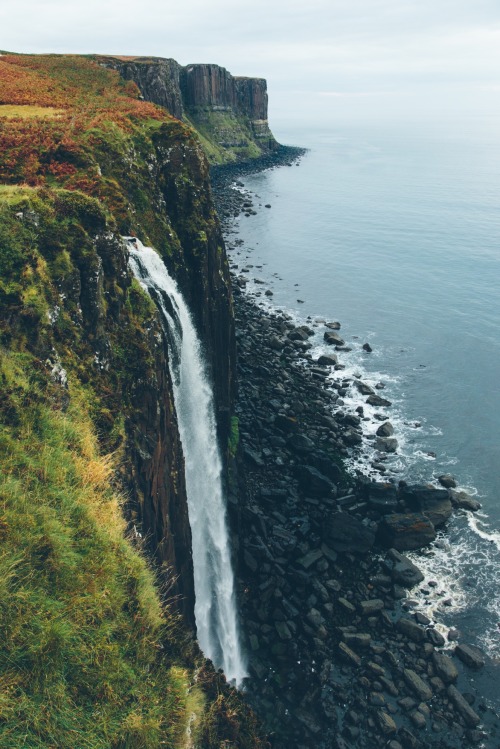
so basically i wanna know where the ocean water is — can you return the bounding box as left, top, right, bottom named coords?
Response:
left=228, top=122, right=500, bottom=708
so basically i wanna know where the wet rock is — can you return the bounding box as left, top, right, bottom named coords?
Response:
left=403, top=669, right=433, bottom=701
left=317, top=354, right=338, bottom=366
left=367, top=482, right=398, bottom=514
left=366, top=394, right=392, bottom=407
left=448, top=685, right=481, bottom=727
left=432, top=652, right=458, bottom=683
left=376, top=421, right=394, bottom=437
left=387, top=550, right=425, bottom=588
left=342, top=632, right=371, bottom=649
left=325, top=321, right=341, bottom=330
left=355, top=380, right=375, bottom=396
left=397, top=618, right=426, bottom=642
left=399, top=483, right=452, bottom=528
left=324, top=331, right=345, bottom=346
left=438, top=474, right=457, bottom=488
left=378, top=513, right=436, bottom=551
left=323, top=513, right=376, bottom=553
left=427, top=629, right=446, bottom=647
left=363, top=342, right=373, bottom=352
left=449, top=489, right=482, bottom=512
left=375, top=436, right=398, bottom=453
left=455, top=643, right=486, bottom=670
left=359, top=599, right=385, bottom=616
left=338, top=641, right=362, bottom=666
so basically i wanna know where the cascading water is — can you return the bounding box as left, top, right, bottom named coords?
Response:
left=127, top=238, right=246, bottom=686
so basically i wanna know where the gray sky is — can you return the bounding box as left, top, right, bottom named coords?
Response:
left=2, top=0, right=500, bottom=128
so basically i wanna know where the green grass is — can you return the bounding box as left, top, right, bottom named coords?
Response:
left=0, top=350, right=205, bottom=748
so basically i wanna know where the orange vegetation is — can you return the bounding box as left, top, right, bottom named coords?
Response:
left=0, top=54, right=171, bottom=187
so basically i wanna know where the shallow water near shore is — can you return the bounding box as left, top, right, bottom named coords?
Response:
left=227, top=121, right=500, bottom=710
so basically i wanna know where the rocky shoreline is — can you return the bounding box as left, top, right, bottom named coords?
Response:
left=212, top=160, right=500, bottom=748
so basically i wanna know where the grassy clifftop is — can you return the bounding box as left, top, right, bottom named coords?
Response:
left=0, top=54, right=264, bottom=748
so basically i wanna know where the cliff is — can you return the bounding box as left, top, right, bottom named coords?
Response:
left=0, top=53, right=263, bottom=747
left=98, top=56, right=278, bottom=164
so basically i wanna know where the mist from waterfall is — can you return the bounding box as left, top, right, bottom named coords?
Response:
left=127, top=238, right=246, bottom=686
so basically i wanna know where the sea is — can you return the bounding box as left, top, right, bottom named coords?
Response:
left=226, top=120, right=500, bottom=711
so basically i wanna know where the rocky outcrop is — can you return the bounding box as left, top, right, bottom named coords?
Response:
left=105, top=56, right=184, bottom=119
left=97, top=56, right=278, bottom=163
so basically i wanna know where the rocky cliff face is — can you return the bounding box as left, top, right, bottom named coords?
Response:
left=98, top=56, right=278, bottom=163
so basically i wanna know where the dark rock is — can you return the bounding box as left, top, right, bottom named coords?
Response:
left=397, top=618, right=426, bottom=642
left=324, top=331, right=345, bottom=346
left=375, top=436, right=398, bottom=453
left=449, top=489, right=482, bottom=512
left=355, top=380, right=375, bottom=396
left=325, top=321, right=341, bottom=330
left=438, top=474, right=457, bottom=488
left=366, top=394, right=392, bottom=407
left=387, top=549, right=425, bottom=588
left=359, top=599, right=385, bottom=616
left=399, top=483, right=452, bottom=528
left=317, top=354, right=338, bottom=366
left=362, top=342, right=373, bottom=352
left=455, top=643, right=485, bottom=670
left=448, top=685, right=481, bottom=727
left=287, top=433, right=315, bottom=454
left=432, top=652, right=458, bottom=683
left=378, top=513, right=436, bottom=551
left=323, top=513, right=376, bottom=553
left=338, top=641, right=362, bottom=666
left=376, top=421, right=394, bottom=437
left=403, top=669, right=433, bottom=701
left=296, top=465, right=336, bottom=497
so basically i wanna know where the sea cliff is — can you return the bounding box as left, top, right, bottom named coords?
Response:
left=0, top=52, right=264, bottom=747
left=0, top=51, right=496, bottom=749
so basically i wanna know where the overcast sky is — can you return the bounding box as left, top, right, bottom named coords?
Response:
left=2, top=0, right=500, bottom=128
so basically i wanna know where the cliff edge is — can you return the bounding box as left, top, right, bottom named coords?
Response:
left=97, top=55, right=278, bottom=164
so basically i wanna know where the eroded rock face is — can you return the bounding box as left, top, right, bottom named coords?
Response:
left=99, top=56, right=278, bottom=161
left=103, top=56, right=184, bottom=119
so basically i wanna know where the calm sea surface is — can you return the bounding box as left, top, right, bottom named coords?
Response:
left=229, top=122, right=500, bottom=708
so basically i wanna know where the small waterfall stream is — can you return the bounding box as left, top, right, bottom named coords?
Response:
left=127, top=238, right=246, bottom=686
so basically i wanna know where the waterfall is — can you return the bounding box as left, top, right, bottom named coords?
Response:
left=127, top=238, right=246, bottom=686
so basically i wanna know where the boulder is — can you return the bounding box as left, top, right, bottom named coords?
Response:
left=367, top=482, right=398, bottom=514
left=287, top=433, right=315, bottom=454
left=323, top=512, right=376, bottom=553
left=354, top=380, right=375, bottom=396
left=399, top=483, right=453, bottom=527
left=325, top=321, right=341, bottom=330
left=386, top=549, right=424, bottom=588
left=362, top=342, right=373, bottom=352
left=324, top=331, right=345, bottom=346
left=366, top=394, right=392, bottom=407
left=438, top=474, right=457, bottom=488
left=455, top=643, right=485, bottom=670
left=375, top=437, right=398, bottom=453
left=449, top=489, right=482, bottom=512
left=403, top=669, right=433, bottom=701
left=432, top=652, right=458, bottom=683
left=447, top=685, right=481, bottom=727
left=378, top=513, right=437, bottom=551
left=376, top=421, right=394, bottom=437
left=317, top=354, right=338, bottom=366
left=296, top=464, right=336, bottom=497
left=397, top=618, right=426, bottom=642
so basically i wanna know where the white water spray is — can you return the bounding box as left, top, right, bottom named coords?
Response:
left=127, top=238, right=246, bottom=686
